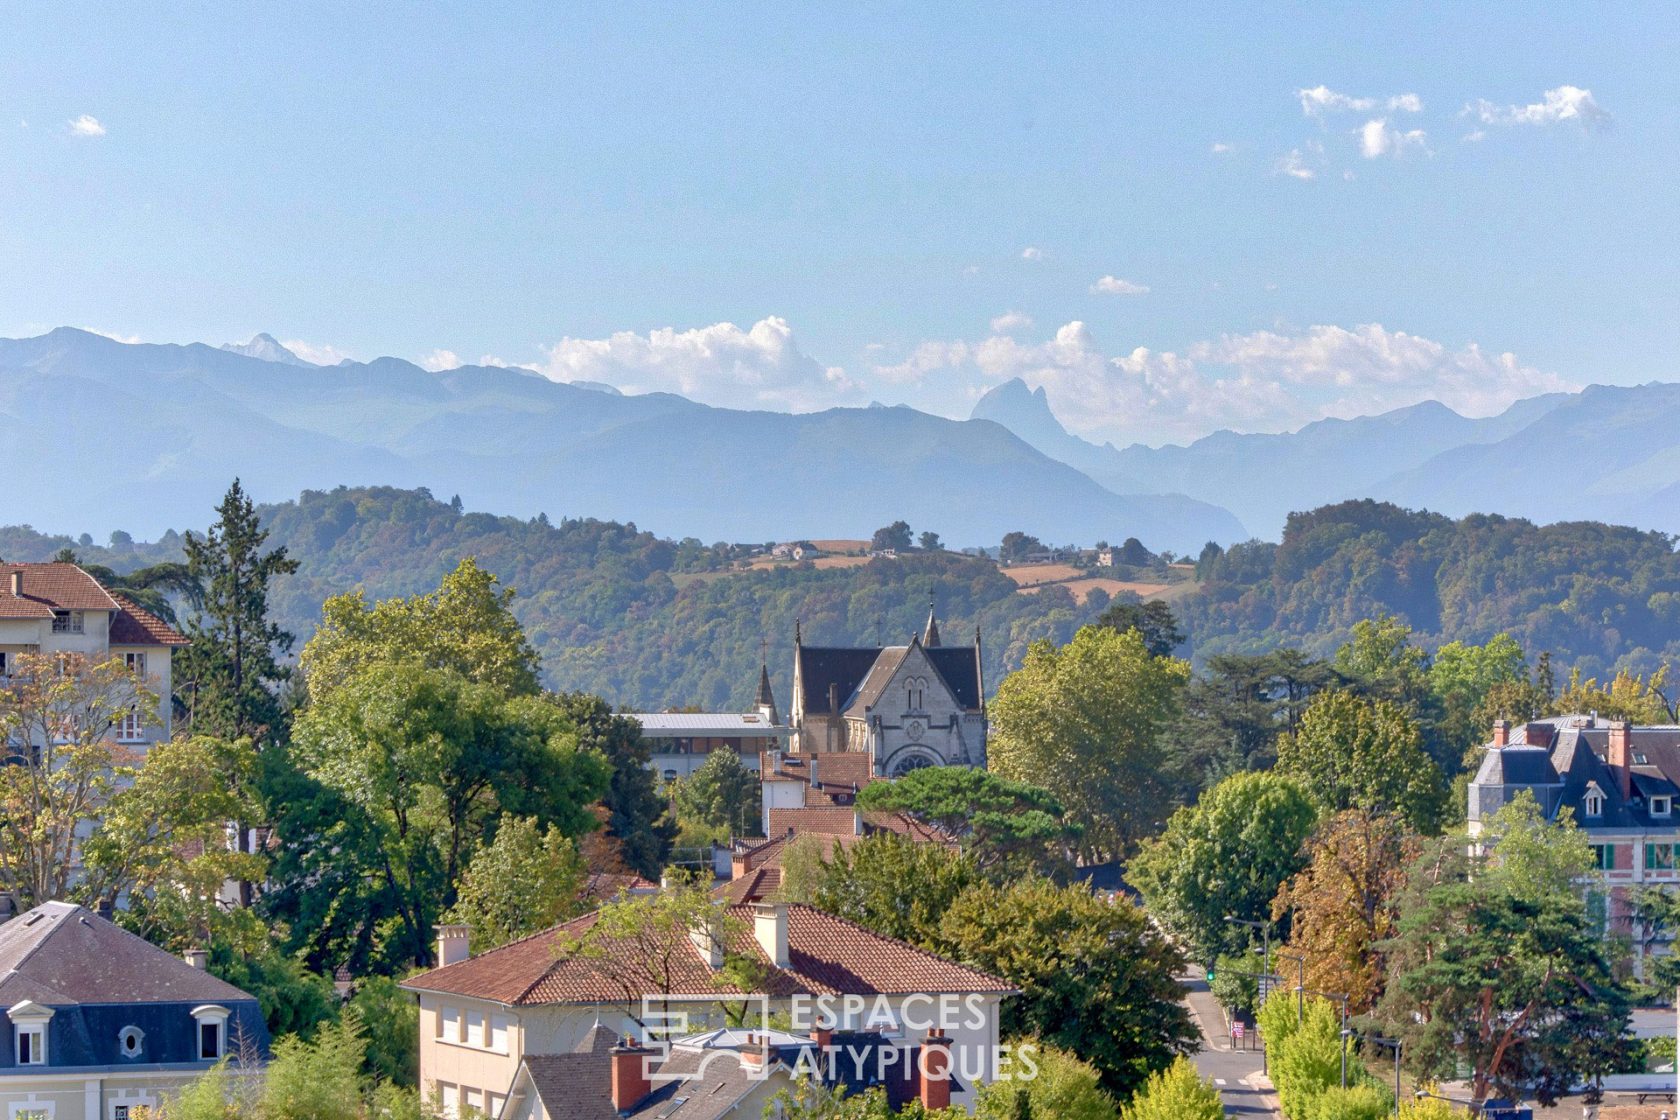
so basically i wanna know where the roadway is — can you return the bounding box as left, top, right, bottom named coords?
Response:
left=1181, top=973, right=1279, bottom=1118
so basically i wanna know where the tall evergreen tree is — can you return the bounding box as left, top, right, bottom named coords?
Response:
left=179, top=479, right=300, bottom=741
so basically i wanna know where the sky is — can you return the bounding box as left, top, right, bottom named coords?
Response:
left=3, top=3, right=1677, bottom=447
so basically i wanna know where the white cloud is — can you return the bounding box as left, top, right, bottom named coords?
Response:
left=1358, top=118, right=1430, bottom=159
left=990, top=311, right=1034, bottom=334
left=1210, top=142, right=1234, bottom=154
left=1090, top=276, right=1150, bottom=296
left=868, top=320, right=1574, bottom=446
left=282, top=338, right=357, bottom=366
left=1020, top=246, right=1044, bottom=261
left=1298, top=86, right=1422, bottom=117
left=537, top=316, right=860, bottom=411
left=1462, top=129, right=1487, bottom=143
left=1276, top=148, right=1316, bottom=180
left=81, top=326, right=140, bottom=343
left=68, top=114, right=106, bottom=137
left=1466, top=85, right=1610, bottom=129
left=420, top=349, right=461, bottom=372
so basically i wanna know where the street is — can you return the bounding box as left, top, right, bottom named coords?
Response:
left=1181, top=973, right=1280, bottom=1118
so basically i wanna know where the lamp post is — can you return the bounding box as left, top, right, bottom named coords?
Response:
left=1415, top=1089, right=1482, bottom=1116
left=1224, top=915, right=1274, bottom=1076
left=1275, top=950, right=1307, bottom=1026
left=1369, top=1036, right=1402, bottom=1114
left=1299, top=988, right=1351, bottom=1089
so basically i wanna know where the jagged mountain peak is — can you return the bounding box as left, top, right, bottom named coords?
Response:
left=219, top=333, right=312, bottom=366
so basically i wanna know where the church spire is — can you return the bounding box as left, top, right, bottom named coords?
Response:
left=922, top=602, right=941, bottom=647
left=755, top=640, right=780, bottom=726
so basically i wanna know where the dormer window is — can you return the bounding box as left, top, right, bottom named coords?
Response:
left=50, top=610, right=83, bottom=634
left=118, top=1025, right=145, bottom=1059
left=9, top=1000, right=53, bottom=1066
left=1585, top=792, right=1604, bottom=817
left=191, top=1005, right=229, bottom=1060
left=1654, top=796, right=1672, bottom=818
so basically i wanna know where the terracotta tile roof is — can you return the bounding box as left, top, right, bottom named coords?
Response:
left=768, top=807, right=860, bottom=837
left=109, top=595, right=189, bottom=646
left=813, top=753, right=876, bottom=791
left=734, top=830, right=855, bottom=872
left=714, top=866, right=782, bottom=903
left=0, top=563, right=120, bottom=617
left=402, top=902, right=1012, bottom=1006
left=863, top=811, right=960, bottom=847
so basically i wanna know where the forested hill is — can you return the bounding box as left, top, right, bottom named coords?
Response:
left=1181, top=500, right=1680, bottom=679
left=0, top=486, right=1103, bottom=709
left=7, top=488, right=1679, bottom=704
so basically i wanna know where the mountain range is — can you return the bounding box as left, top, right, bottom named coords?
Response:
left=0, top=329, right=1241, bottom=551
left=972, top=376, right=1680, bottom=538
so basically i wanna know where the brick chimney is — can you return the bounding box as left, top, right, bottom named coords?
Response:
left=1523, top=722, right=1555, bottom=749
left=1492, top=719, right=1510, bottom=747
left=611, top=1038, right=651, bottom=1112
left=436, top=923, right=471, bottom=967
left=1609, top=720, right=1633, bottom=801
left=740, top=1032, right=774, bottom=1072
left=752, top=902, right=790, bottom=967
left=918, top=1031, right=952, bottom=1111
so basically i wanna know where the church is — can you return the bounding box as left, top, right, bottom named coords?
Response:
left=787, top=608, right=987, bottom=776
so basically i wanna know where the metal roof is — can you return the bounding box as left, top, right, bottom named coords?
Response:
left=630, top=713, right=791, bottom=735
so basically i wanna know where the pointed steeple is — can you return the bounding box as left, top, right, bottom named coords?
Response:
left=922, top=603, right=941, bottom=648
left=754, top=649, right=780, bottom=726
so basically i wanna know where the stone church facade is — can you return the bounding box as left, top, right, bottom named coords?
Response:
left=788, top=609, right=986, bottom=776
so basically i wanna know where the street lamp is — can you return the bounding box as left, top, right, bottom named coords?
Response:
left=1369, top=1036, right=1402, bottom=1114
left=1275, top=950, right=1306, bottom=1026
left=1415, top=1089, right=1482, bottom=1116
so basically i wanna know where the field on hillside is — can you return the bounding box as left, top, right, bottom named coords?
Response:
left=1002, top=563, right=1083, bottom=587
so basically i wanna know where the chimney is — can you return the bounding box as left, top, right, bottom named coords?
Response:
left=183, top=948, right=208, bottom=970
left=610, top=1039, right=651, bottom=1112
left=1492, top=719, right=1510, bottom=747
left=741, top=1032, right=773, bottom=1071
left=752, top=902, right=790, bottom=968
left=689, top=913, right=725, bottom=969
left=918, top=1031, right=953, bottom=1111
left=1610, top=720, right=1634, bottom=800
left=1523, top=722, right=1555, bottom=750
left=436, top=923, right=471, bottom=967
left=8, top=571, right=20, bottom=597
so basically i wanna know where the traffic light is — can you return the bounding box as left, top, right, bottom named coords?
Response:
left=1205, top=965, right=1216, bottom=982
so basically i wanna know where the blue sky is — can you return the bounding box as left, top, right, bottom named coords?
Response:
left=2, top=3, right=1674, bottom=445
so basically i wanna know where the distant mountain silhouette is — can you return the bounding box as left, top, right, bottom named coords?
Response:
left=219, top=333, right=311, bottom=366
left=0, top=329, right=1243, bottom=550
left=971, top=376, right=1601, bottom=537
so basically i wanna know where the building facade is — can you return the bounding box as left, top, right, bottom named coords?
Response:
left=789, top=611, right=986, bottom=777
left=0, top=902, right=268, bottom=1120
left=630, top=664, right=790, bottom=783
left=1468, top=715, right=1680, bottom=976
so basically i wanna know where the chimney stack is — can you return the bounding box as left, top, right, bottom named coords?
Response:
left=918, top=1031, right=953, bottom=1111
left=752, top=902, right=790, bottom=968
left=689, top=913, right=725, bottom=969
left=183, top=948, right=209, bottom=970
left=1492, top=719, right=1510, bottom=747
left=740, top=1032, right=773, bottom=1071
left=436, top=923, right=471, bottom=967
left=1523, top=722, right=1555, bottom=750
left=1610, top=720, right=1634, bottom=800
left=610, top=1039, right=651, bottom=1112
left=9, top=571, right=21, bottom=597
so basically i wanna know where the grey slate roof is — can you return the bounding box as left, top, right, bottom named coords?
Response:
left=1470, top=716, right=1680, bottom=828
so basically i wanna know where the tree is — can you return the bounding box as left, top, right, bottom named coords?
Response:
left=1115, top=1057, right=1221, bottom=1120
left=1091, top=600, right=1185, bottom=657
left=1130, top=771, right=1320, bottom=960
left=940, top=878, right=1197, bottom=1098
left=871, top=521, right=913, bottom=552
left=989, top=627, right=1189, bottom=858
left=179, top=478, right=300, bottom=741
left=1114, top=538, right=1156, bottom=567
left=1551, top=666, right=1676, bottom=724
left=813, top=834, right=980, bottom=949
left=918, top=531, right=943, bottom=552
left=1277, top=690, right=1446, bottom=834
left=999, top=531, right=1045, bottom=563
left=444, top=815, right=588, bottom=951
left=1376, top=798, right=1631, bottom=1105
left=1173, top=648, right=1338, bottom=787
left=287, top=662, right=609, bottom=967
left=1271, top=810, right=1416, bottom=1014
left=979, top=1042, right=1120, bottom=1120
left=0, top=652, right=153, bottom=906
left=1428, top=634, right=1528, bottom=757
left=546, top=691, right=676, bottom=879
left=301, top=557, right=541, bottom=703
left=347, top=976, right=420, bottom=1087
left=777, top=833, right=829, bottom=905
left=852, top=766, right=1078, bottom=878
left=669, top=749, right=762, bottom=842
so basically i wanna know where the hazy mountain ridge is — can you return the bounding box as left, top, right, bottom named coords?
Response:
left=0, top=329, right=1242, bottom=551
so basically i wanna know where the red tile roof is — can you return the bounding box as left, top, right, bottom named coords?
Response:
left=403, top=902, right=1012, bottom=1006
left=714, top=866, right=782, bottom=903
left=0, top=563, right=120, bottom=617
left=109, top=595, right=189, bottom=647
left=768, top=807, right=861, bottom=837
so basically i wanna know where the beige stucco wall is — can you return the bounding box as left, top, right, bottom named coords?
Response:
left=0, top=1067, right=225, bottom=1120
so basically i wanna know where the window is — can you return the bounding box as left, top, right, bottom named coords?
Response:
left=16, top=1023, right=44, bottom=1064
left=113, top=1110, right=128, bottom=1120
left=465, top=1089, right=484, bottom=1115
left=191, top=1004, right=228, bottom=1060
left=465, top=1009, right=484, bottom=1047
left=487, top=1095, right=505, bottom=1118
left=1654, top=796, right=1673, bottom=818
left=0, top=652, right=8, bottom=676
left=489, top=1014, right=509, bottom=1054
left=439, top=1085, right=460, bottom=1120
left=440, top=1006, right=461, bottom=1043
left=117, top=709, right=145, bottom=742
left=118, top=1025, right=145, bottom=1059
left=1585, top=792, right=1604, bottom=817
left=124, top=651, right=147, bottom=676
left=1647, top=843, right=1676, bottom=872
left=1593, top=844, right=1616, bottom=871
left=50, top=610, right=83, bottom=634
left=12, top=1110, right=50, bottom=1120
